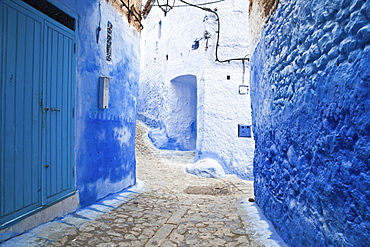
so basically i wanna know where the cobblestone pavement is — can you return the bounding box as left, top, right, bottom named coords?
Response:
left=1, top=122, right=286, bottom=247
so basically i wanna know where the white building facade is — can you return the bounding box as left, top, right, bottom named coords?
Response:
left=138, top=0, right=254, bottom=179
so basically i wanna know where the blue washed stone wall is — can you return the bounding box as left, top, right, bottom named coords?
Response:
left=58, top=0, right=140, bottom=207
left=251, top=0, right=370, bottom=246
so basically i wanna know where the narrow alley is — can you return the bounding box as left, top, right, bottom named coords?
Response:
left=1, top=0, right=369, bottom=246
left=1, top=122, right=286, bottom=247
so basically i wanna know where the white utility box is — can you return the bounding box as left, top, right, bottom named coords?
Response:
left=99, top=76, right=110, bottom=109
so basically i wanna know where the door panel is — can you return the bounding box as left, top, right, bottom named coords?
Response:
left=0, top=0, right=76, bottom=227
left=0, top=1, right=43, bottom=224
left=43, top=21, right=75, bottom=203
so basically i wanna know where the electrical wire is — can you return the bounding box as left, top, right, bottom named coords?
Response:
left=149, top=0, right=226, bottom=8
left=96, top=2, right=102, bottom=43
left=120, top=0, right=144, bottom=29
left=179, top=0, right=250, bottom=63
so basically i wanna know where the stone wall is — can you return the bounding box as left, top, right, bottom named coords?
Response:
left=59, top=0, right=141, bottom=207
left=251, top=0, right=370, bottom=245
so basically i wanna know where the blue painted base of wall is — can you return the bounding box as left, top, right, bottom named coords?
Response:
left=138, top=113, right=253, bottom=180
left=77, top=116, right=136, bottom=207
left=137, top=113, right=160, bottom=129
left=196, top=151, right=252, bottom=181
left=148, top=128, right=184, bottom=151
left=251, top=0, right=370, bottom=246
left=138, top=114, right=197, bottom=151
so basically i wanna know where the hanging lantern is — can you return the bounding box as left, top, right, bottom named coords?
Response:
left=157, top=0, right=175, bottom=15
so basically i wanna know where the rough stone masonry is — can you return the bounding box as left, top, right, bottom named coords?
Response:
left=250, top=0, right=370, bottom=246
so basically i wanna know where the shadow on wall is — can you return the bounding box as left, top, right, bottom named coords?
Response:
left=149, top=74, right=197, bottom=151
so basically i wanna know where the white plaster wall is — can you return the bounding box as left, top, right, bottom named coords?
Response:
left=139, top=0, right=254, bottom=179
left=139, top=3, right=205, bottom=125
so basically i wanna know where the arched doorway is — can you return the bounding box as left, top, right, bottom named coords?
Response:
left=148, top=74, right=197, bottom=151
left=168, top=74, right=197, bottom=150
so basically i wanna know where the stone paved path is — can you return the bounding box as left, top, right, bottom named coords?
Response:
left=1, top=122, right=286, bottom=247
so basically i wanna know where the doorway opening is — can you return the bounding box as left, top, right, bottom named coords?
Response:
left=167, top=74, right=197, bottom=150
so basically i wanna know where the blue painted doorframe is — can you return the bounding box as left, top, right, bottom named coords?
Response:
left=0, top=0, right=76, bottom=228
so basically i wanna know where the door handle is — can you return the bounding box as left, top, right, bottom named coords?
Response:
left=51, top=108, right=60, bottom=111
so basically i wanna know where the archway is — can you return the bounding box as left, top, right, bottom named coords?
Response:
left=167, top=74, right=197, bottom=150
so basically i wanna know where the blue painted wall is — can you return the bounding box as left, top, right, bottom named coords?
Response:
left=56, top=0, right=140, bottom=207
left=251, top=0, right=370, bottom=246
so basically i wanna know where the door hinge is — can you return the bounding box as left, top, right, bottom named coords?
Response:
left=72, top=107, right=75, bottom=118
left=74, top=43, right=76, bottom=54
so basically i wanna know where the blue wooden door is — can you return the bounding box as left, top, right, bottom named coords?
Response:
left=43, top=20, right=75, bottom=204
left=0, top=0, right=75, bottom=228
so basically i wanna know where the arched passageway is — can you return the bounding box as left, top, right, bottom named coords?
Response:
left=148, top=74, right=198, bottom=151
left=168, top=74, right=197, bottom=150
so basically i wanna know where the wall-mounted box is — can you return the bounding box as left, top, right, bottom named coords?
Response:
left=239, top=85, right=249, bottom=95
left=99, top=77, right=110, bottom=109
left=238, top=124, right=251, bottom=137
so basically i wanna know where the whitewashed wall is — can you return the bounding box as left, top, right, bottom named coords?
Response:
left=138, top=0, right=254, bottom=179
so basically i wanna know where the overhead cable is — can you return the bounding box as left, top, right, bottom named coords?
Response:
left=149, top=0, right=226, bottom=8
left=179, top=0, right=250, bottom=63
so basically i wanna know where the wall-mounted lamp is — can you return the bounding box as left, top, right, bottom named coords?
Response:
left=157, top=0, right=175, bottom=15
